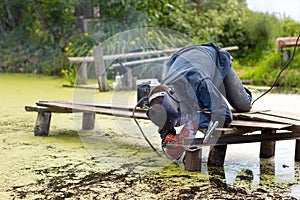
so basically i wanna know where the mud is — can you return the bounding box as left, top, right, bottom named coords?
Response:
left=0, top=74, right=300, bottom=199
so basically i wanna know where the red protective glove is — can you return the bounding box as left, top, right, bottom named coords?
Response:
left=162, top=121, right=198, bottom=160
left=163, top=134, right=185, bottom=160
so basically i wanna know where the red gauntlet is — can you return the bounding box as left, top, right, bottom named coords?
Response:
left=162, top=121, right=197, bottom=160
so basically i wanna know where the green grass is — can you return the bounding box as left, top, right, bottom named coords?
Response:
left=236, top=49, right=300, bottom=89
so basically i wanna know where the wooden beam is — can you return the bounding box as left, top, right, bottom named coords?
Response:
left=110, top=56, right=170, bottom=67
left=183, top=132, right=300, bottom=146
left=35, top=101, right=148, bottom=119
left=233, top=112, right=300, bottom=126
left=276, top=37, right=300, bottom=51
left=68, top=48, right=178, bottom=63
left=229, top=120, right=291, bottom=129
left=67, top=46, right=239, bottom=63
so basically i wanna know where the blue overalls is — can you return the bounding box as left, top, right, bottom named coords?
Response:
left=162, top=43, right=252, bottom=129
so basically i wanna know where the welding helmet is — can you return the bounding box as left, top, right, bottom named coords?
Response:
left=147, top=89, right=181, bottom=131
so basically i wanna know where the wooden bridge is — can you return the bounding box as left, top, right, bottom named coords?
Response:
left=25, top=100, right=300, bottom=172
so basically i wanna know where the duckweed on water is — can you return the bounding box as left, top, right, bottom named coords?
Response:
left=1, top=74, right=300, bottom=199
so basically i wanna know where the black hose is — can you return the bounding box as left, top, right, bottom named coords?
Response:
left=252, top=34, right=300, bottom=105
left=132, top=97, right=162, bottom=157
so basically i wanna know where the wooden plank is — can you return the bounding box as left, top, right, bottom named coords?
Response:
left=183, top=132, right=300, bottom=147
left=232, top=109, right=270, bottom=115
left=259, top=110, right=300, bottom=122
left=220, top=127, right=259, bottom=137
left=25, top=105, right=56, bottom=112
left=276, top=37, right=300, bottom=50
left=37, top=100, right=144, bottom=113
left=288, top=125, right=300, bottom=132
left=229, top=120, right=291, bottom=130
left=233, top=112, right=300, bottom=126
left=36, top=101, right=148, bottom=119
left=111, top=56, right=170, bottom=67
left=68, top=48, right=179, bottom=63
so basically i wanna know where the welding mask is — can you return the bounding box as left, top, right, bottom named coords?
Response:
left=147, top=89, right=181, bottom=131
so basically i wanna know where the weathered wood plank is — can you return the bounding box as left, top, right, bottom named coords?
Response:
left=36, top=101, right=148, bottom=119
left=229, top=120, right=291, bottom=129
left=183, top=132, right=300, bottom=146
left=233, top=112, right=300, bottom=126
left=68, top=48, right=179, bottom=63
left=111, top=56, right=170, bottom=67
left=259, top=110, right=300, bottom=122
left=277, top=37, right=300, bottom=50
left=25, top=105, right=56, bottom=112
left=37, top=100, right=140, bottom=112
left=220, top=127, right=259, bottom=137
left=287, top=125, right=300, bottom=132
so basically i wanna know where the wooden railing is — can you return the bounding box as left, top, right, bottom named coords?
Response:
left=67, top=46, right=239, bottom=92
left=276, top=37, right=300, bottom=51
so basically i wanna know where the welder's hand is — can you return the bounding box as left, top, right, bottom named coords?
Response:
left=162, top=121, right=198, bottom=160
left=162, top=134, right=185, bottom=160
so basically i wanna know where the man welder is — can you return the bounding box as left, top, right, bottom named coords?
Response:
left=147, top=43, right=252, bottom=160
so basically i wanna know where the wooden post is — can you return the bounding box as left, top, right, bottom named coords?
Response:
left=77, top=62, right=88, bottom=84
left=34, top=112, right=52, bottom=136
left=260, top=130, right=276, bottom=158
left=162, top=60, right=168, bottom=80
left=184, top=147, right=202, bottom=172
left=295, top=139, right=300, bottom=161
left=207, top=145, right=227, bottom=167
left=93, top=46, right=108, bottom=92
left=121, top=67, right=133, bottom=90
left=82, top=112, right=95, bottom=130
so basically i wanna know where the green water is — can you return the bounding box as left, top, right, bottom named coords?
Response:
left=0, top=73, right=300, bottom=199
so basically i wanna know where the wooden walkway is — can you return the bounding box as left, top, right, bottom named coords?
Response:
left=25, top=100, right=300, bottom=171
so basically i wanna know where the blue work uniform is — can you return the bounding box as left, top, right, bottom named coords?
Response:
left=162, top=43, right=252, bottom=129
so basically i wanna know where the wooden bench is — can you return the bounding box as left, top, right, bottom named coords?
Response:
left=25, top=100, right=300, bottom=171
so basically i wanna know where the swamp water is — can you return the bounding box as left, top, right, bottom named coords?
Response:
left=0, top=73, right=300, bottom=199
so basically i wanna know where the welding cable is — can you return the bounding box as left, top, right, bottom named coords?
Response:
left=132, top=97, right=162, bottom=157
left=252, top=34, right=300, bottom=105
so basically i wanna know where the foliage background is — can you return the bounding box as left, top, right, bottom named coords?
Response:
left=0, top=0, right=299, bottom=87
